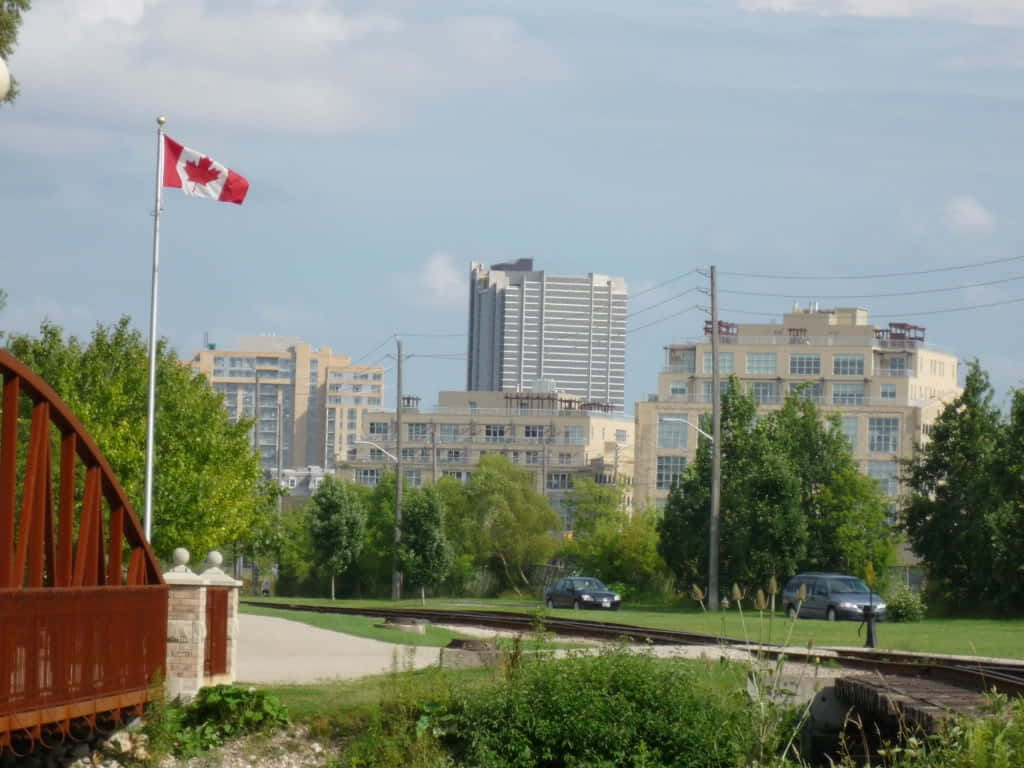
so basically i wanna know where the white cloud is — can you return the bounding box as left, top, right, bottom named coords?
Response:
left=943, top=195, right=996, bottom=236
left=13, top=0, right=566, bottom=136
left=739, top=0, right=1024, bottom=27
left=411, top=251, right=466, bottom=312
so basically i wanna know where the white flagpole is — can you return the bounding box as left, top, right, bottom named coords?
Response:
left=143, top=115, right=167, bottom=541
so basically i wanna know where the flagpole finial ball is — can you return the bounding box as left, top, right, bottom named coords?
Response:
left=156, top=115, right=167, bottom=125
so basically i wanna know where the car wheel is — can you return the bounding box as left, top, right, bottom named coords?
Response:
left=573, top=599, right=581, bottom=610
left=826, top=607, right=837, bottom=622
left=545, top=598, right=554, bottom=609
left=786, top=604, right=798, bottom=620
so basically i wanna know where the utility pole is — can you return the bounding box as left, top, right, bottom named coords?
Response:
left=392, top=337, right=403, bottom=601
left=275, top=386, right=283, bottom=517
left=709, top=265, right=722, bottom=612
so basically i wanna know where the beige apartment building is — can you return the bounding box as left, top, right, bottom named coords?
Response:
left=336, top=388, right=635, bottom=532
left=634, top=306, right=962, bottom=511
left=190, top=336, right=386, bottom=472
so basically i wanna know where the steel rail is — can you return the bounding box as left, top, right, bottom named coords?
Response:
left=241, top=600, right=1024, bottom=697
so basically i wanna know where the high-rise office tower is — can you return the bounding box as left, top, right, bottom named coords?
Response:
left=467, top=259, right=628, bottom=411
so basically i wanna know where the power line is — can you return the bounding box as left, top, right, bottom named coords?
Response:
left=876, top=295, right=1024, bottom=318
left=627, top=287, right=701, bottom=318
left=627, top=305, right=701, bottom=334
left=719, top=253, right=1024, bottom=281
left=720, top=274, right=1024, bottom=300
left=355, top=333, right=395, bottom=363
left=632, top=269, right=699, bottom=299
left=396, top=332, right=466, bottom=338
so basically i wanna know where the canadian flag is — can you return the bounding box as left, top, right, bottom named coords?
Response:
left=162, top=136, right=249, bottom=205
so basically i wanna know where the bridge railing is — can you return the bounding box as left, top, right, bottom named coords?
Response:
left=0, top=350, right=167, bottom=753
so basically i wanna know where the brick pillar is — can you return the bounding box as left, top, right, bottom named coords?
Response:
left=163, top=548, right=206, bottom=700
left=200, top=550, right=243, bottom=686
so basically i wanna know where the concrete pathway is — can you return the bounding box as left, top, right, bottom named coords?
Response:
left=236, top=614, right=442, bottom=684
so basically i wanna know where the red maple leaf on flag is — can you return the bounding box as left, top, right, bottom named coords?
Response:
left=183, top=155, right=222, bottom=186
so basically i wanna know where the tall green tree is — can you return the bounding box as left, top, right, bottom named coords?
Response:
left=6, top=318, right=275, bottom=559
left=309, top=476, right=367, bottom=599
left=902, top=362, right=1008, bottom=609
left=991, top=389, right=1024, bottom=610
left=568, top=504, right=668, bottom=597
left=763, top=392, right=893, bottom=581
left=1, top=0, right=31, bottom=102
left=399, top=486, right=452, bottom=595
left=562, top=477, right=623, bottom=537
left=457, top=454, right=560, bottom=592
left=658, top=380, right=807, bottom=597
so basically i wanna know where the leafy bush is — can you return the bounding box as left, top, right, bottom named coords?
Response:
left=447, top=648, right=798, bottom=768
left=887, top=585, right=927, bottom=622
left=147, top=685, right=290, bottom=758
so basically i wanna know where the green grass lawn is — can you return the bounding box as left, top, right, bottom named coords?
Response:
left=243, top=596, right=1024, bottom=660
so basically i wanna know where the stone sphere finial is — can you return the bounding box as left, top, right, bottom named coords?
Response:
left=207, top=550, right=224, bottom=568
left=172, top=548, right=190, bottom=567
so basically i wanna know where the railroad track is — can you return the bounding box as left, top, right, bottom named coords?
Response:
left=241, top=600, right=1024, bottom=697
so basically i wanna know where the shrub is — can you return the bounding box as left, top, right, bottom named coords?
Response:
left=446, top=648, right=799, bottom=768
left=887, top=585, right=927, bottom=622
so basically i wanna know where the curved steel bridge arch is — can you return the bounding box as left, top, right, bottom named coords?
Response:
left=0, top=350, right=167, bottom=754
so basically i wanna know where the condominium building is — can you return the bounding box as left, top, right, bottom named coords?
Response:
left=467, top=259, right=628, bottom=412
left=190, top=336, right=386, bottom=472
left=634, top=306, right=962, bottom=510
left=336, top=388, right=635, bottom=532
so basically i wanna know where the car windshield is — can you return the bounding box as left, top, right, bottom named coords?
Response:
left=570, top=578, right=607, bottom=592
left=829, top=577, right=871, bottom=594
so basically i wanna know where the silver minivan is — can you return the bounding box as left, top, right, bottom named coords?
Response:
left=782, top=572, right=886, bottom=621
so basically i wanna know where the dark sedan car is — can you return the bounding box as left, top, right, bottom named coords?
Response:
left=544, top=577, right=621, bottom=610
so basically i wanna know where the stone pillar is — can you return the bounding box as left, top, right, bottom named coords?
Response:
left=200, top=550, right=243, bottom=686
left=163, top=548, right=206, bottom=700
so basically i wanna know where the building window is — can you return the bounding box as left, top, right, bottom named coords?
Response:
left=369, top=448, right=385, bottom=460
left=439, top=424, right=460, bottom=443
left=841, top=417, right=858, bottom=451
left=407, top=423, right=428, bottom=441
left=484, top=424, right=506, bottom=443
left=867, top=461, right=900, bottom=497
left=656, top=456, right=687, bottom=490
left=444, top=449, right=465, bottom=463
left=369, top=422, right=389, bottom=436
left=790, top=354, right=821, bottom=376
left=833, top=354, right=865, bottom=376
left=547, top=472, right=571, bottom=490
left=564, top=426, right=585, bottom=445
left=525, top=451, right=541, bottom=465
left=703, top=351, right=735, bottom=374
left=789, top=382, right=823, bottom=403
left=670, top=380, right=688, bottom=397
left=746, top=353, right=777, bottom=375
left=881, top=384, right=897, bottom=400
left=748, top=381, right=779, bottom=405
left=404, top=470, right=422, bottom=488
left=615, top=429, right=628, bottom=444
left=524, top=425, right=544, bottom=441
left=669, top=349, right=696, bottom=373
left=888, top=357, right=907, bottom=374
left=558, top=452, right=572, bottom=465
left=702, top=380, right=732, bottom=402
left=832, top=382, right=865, bottom=406
left=511, top=451, right=521, bottom=464
left=658, top=415, right=688, bottom=450
left=869, top=417, right=900, bottom=453
left=356, top=469, right=379, bottom=487
left=401, top=447, right=417, bottom=461
left=442, top=470, right=471, bottom=483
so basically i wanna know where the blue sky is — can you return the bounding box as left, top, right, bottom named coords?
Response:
left=2, top=0, right=1023, bottom=413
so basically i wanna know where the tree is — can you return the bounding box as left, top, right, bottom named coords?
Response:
left=309, top=476, right=367, bottom=599
left=1, top=1, right=31, bottom=102
left=902, top=362, right=1008, bottom=610
left=399, top=487, right=452, bottom=596
left=990, top=389, right=1024, bottom=611
left=659, top=380, right=807, bottom=597
left=763, top=392, right=894, bottom=582
left=562, top=477, right=623, bottom=538
left=457, top=454, right=560, bottom=592
left=7, top=318, right=276, bottom=560
left=568, top=504, right=669, bottom=597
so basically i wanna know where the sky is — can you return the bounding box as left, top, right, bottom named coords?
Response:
left=2, top=0, right=1023, bottom=414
